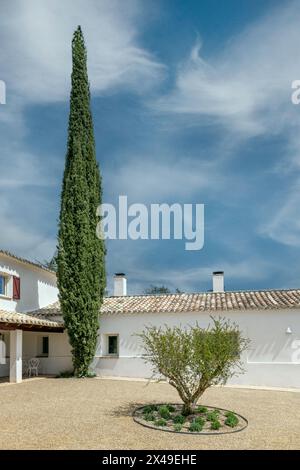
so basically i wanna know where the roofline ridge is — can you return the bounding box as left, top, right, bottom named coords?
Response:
left=0, top=249, right=56, bottom=275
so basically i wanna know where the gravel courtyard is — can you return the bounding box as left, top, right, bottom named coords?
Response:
left=0, top=377, right=299, bottom=450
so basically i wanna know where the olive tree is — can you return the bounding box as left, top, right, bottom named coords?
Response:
left=139, top=317, right=249, bottom=415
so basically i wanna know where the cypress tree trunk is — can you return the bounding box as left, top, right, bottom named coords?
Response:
left=57, top=26, right=106, bottom=377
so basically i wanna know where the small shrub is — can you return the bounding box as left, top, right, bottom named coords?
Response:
left=167, top=404, right=176, bottom=412
left=173, top=414, right=186, bottom=425
left=155, top=418, right=167, bottom=427
left=143, top=405, right=158, bottom=414
left=194, top=416, right=205, bottom=426
left=197, top=406, right=208, bottom=414
left=86, top=371, right=96, bottom=378
left=159, top=405, right=170, bottom=420
left=225, top=411, right=235, bottom=418
left=210, top=419, right=221, bottom=430
left=225, top=412, right=239, bottom=428
left=173, top=423, right=182, bottom=432
left=189, top=420, right=203, bottom=432
left=206, top=410, right=220, bottom=422
left=143, top=413, right=155, bottom=422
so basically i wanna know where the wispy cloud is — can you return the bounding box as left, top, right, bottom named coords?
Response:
left=0, top=0, right=164, bottom=104
left=0, top=0, right=165, bottom=259
left=155, top=2, right=300, bottom=137
left=153, top=0, right=300, bottom=248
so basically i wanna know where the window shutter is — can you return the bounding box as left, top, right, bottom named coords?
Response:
left=13, top=276, right=20, bottom=300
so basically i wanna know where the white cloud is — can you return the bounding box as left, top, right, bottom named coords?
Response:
left=260, top=179, right=300, bottom=247
left=0, top=0, right=164, bottom=103
left=153, top=0, right=300, bottom=247
left=107, top=154, right=229, bottom=202
left=0, top=0, right=165, bottom=260
left=114, top=258, right=273, bottom=295
left=155, top=2, right=300, bottom=137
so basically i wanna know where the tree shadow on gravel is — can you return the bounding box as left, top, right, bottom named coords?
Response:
left=110, top=401, right=160, bottom=418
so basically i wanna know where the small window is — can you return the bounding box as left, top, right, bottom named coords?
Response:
left=0, top=275, right=7, bottom=296
left=42, top=337, right=49, bottom=356
left=107, top=335, right=118, bottom=356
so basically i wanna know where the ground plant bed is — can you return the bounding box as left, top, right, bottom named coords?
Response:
left=133, top=404, right=248, bottom=435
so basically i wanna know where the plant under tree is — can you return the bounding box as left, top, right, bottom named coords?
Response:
left=57, top=26, right=106, bottom=377
left=139, top=317, right=249, bottom=415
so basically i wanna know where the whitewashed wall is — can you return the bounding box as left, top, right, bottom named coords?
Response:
left=0, top=255, right=58, bottom=312
left=0, top=330, right=72, bottom=377
left=92, top=309, right=300, bottom=389
left=2, top=297, right=300, bottom=388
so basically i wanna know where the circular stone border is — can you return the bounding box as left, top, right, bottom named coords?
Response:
left=133, top=404, right=248, bottom=435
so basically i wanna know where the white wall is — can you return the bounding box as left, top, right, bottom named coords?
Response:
left=92, top=309, right=300, bottom=389
left=0, top=255, right=58, bottom=313
left=0, top=330, right=72, bottom=377
left=2, top=303, right=300, bottom=388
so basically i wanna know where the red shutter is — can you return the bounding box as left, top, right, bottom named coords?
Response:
left=13, top=276, right=20, bottom=300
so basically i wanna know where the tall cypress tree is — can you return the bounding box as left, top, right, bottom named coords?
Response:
left=57, top=26, right=106, bottom=377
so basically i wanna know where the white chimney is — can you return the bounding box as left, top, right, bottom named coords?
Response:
left=113, top=273, right=127, bottom=296
left=212, top=271, right=224, bottom=292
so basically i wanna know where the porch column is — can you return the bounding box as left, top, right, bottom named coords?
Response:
left=10, top=329, right=22, bottom=383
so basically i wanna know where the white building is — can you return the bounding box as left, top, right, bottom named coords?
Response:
left=1, top=250, right=300, bottom=388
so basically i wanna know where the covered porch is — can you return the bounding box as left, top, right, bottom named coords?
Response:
left=0, top=309, right=64, bottom=383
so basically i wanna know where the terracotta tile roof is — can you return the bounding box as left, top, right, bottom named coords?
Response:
left=29, top=289, right=300, bottom=317
left=0, top=309, right=63, bottom=328
left=0, top=249, right=56, bottom=275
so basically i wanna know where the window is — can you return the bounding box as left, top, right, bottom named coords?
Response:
left=37, top=336, right=49, bottom=357
left=42, top=337, right=49, bottom=355
left=0, top=275, right=7, bottom=296
left=107, top=335, right=118, bottom=356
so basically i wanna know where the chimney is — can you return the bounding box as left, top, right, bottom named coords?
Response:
left=212, top=271, right=224, bottom=292
left=114, top=273, right=127, bottom=296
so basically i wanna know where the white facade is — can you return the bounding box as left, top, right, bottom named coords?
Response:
left=1, top=251, right=300, bottom=389
left=93, top=309, right=300, bottom=389
left=0, top=253, right=58, bottom=313
left=0, top=252, right=61, bottom=378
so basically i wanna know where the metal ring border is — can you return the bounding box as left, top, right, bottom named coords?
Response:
left=132, top=403, right=248, bottom=436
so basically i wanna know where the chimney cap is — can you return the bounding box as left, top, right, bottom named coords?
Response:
left=213, top=271, right=224, bottom=275
left=114, top=272, right=126, bottom=277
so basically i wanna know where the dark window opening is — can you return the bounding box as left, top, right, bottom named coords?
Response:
left=108, top=335, right=118, bottom=355
left=42, top=337, right=49, bottom=355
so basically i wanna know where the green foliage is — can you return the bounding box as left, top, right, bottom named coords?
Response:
left=173, top=423, right=182, bottom=432
left=173, top=414, right=186, bottom=425
left=194, top=416, right=205, bottom=426
left=143, top=405, right=158, bottom=414
left=85, top=372, right=97, bottom=378
left=144, top=285, right=171, bottom=294
left=210, top=419, right=221, bottom=430
left=167, top=404, right=176, bottom=412
left=225, top=412, right=239, bottom=427
left=158, top=405, right=171, bottom=420
left=139, top=317, right=249, bottom=415
left=189, top=420, right=204, bottom=432
left=57, top=26, right=106, bottom=377
left=155, top=418, right=167, bottom=427
left=196, top=406, right=208, bottom=414
left=207, top=410, right=220, bottom=421
left=143, top=413, right=155, bottom=422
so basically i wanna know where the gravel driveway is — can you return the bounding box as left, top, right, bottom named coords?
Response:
left=0, top=377, right=299, bottom=450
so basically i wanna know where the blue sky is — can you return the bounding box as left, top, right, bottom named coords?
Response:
left=1, top=0, right=300, bottom=294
